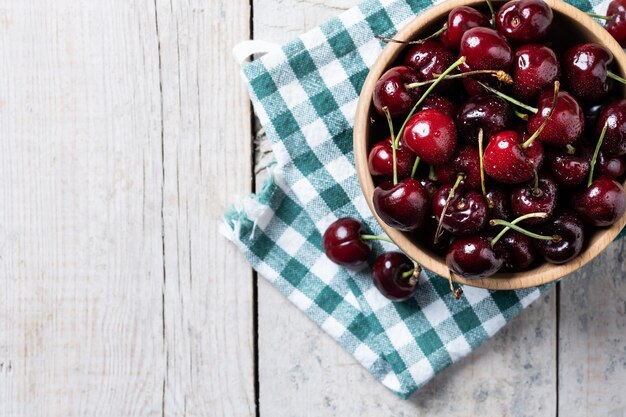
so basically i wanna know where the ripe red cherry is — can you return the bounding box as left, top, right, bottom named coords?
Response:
left=527, top=90, right=584, bottom=146
left=372, top=252, right=419, bottom=301
left=572, top=176, right=626, bottom=226
left=599, top=153, right=626, bottom=177
left=511, top=44, right=560, bottom=101
left=368, top=138, right=417, bottom=180
left=596, top=99, right=626, bottom=155
left=535, top=211, right=584, bottom=264
left=373, top=66, right=421, bottom=117
left=607, top=0, right=626, bottom=47
left=493, top=231, right=536, bottom=271
left=510, top=175, right=558, bottom=224
left=486, top=187, right=513, bottom=221
left=496, top=0, right=553, bottom=43
left=417, top=94, right=458, bottom=118
left=373, top=178, right=429, bottom=231
left=446, top=235, right=504, bottom=278
left=561, top=43, right=614, bottom=103
left=544, top=150, right=590, bottom=188
left=461, top=73, right=503, bottom=97
left=432, top=185, right=488, bottom=235
left=460, top=27, right=514, bottom=71
left=402, top=109, right=457, bottom=165
left=483, top=130, right=544, bottom=183
left=415, top=219, right=450, bottom=255
left=323, top=218, right=371, bottom=269
left=401, top=40, right=455, bottom=86
left=578, top=140, right=626, bottom=178
left=435, top=145, right=481, bottom=189
left=440, top=6, right=490, bottom=50
left=457, top=95, right=514, bottom=143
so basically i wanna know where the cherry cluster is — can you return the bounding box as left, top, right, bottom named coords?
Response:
left=322, top=0, right=626, bottom=301
left=368, top=0, right=626, bottom=281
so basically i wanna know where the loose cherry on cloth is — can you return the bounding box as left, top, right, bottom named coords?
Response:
left=372, top=252, right=421, bottom=301
left=225, top=0, right=626, bottom=401
left=322, top=218, right=373, bottom=269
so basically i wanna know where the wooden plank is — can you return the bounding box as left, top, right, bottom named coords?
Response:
left=558, top=238, right=626, bottom=416
left=253, top=1, right=557, bottom=415
left=154, top=0, right=256, bottom=416
left=0, top=2, right=166, bottom=416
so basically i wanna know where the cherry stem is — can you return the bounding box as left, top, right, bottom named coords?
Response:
left=522, top=81, right=560, bottom=149
left=410, top=156, right=421, bottom=178
left=533, top=169, right=541, bottom=197
left=375, top=24, right=448, bottom=45
left=476, top=81, right=538, bottom=114
left=565, top=144, right=576, bottom=155
left=405, top=69, right=512, bottom=89
left=428, top=165, right=438, bottom=181
left=587, top=12, right=614, bottom=20
left=607, top=70, right=626, bottom=85
left=490, top=214, right=560, bottom=246
left=447, top=270, right=463, bottom=300
left=478, top=128, right=487, bottom=198
left=382, top=106, right=398, bottom=185
left=588, top=121, right=608, bottom=187
left=513, top=108, right=529, bottom=121
left=435, top=173, right=465, bottom=244
left=485, top=0, right=496, bottom=27
left=396, top=56, right=466, bottom=142
left=401, top=264, right=421, bottom=286
left=361, top=234, right=394, bottom=244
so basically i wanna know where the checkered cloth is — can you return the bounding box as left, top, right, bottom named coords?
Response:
left=221, top=0, right=620, bottom=399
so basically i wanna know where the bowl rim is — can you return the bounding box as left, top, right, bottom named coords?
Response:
left=353, top=0, right=626, bottom=290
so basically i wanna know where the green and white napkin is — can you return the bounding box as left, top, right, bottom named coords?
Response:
left=222, top=0, right=616, bottom=399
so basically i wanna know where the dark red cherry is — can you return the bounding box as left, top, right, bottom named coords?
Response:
left=483, top=130, right=543, bottom=183
left=596, top=99, right=626, bottom=155
left=496, top=0, right=553, bottom=43
left=510, top=175, right=558, bottom=224
left=373, top=66, right=421, bottom=117
left=535, top=211, right=584, bottom=264
left=435, top=145, right=481, bottom=189
left=607, top=0, right=626, bottom=47
left=440, top=6, right=490, bottom=50
left=368, top=138, right=417, bottom=180
left=417, top=94, right=458, bottom=118
left=460, top=27, right=514, bottom=71
left=599, top=154, right=626, bottom=178
left=486, top=187, right=513, bottom=221
left=373, top=178, right=429, bottom=231
left=494, top=231, right=536, bottom=271
left=418, top=177, right=439, bottom=199
left=323, top=218, right=371, bottom=269
left=402, top=41, right=455, bottom=85
left=561, top=43, right=614, bottom=103
left=578, top=140, right=626, bottom=179
left=372, top=252, right=419, bottom=301
left=527, top=90, right=584, bottom=146
left=415, top=219, right=450, bottom=255
left=432, top=185, right=488, bottom=235
left=402, top=109, right=457, bottom=165
left=572, top=176, right=626, bottom=226
left=544, top=150, right=590, bottom=188
left=511, top=44, right=560, bottom=101
left=461, top=72, right=503, bottom=97
left=457, top=94, right=513, bottom=143
left=446, top=235, right=503, bottom=278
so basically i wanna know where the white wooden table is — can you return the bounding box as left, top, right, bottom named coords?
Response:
left=1, top=1, right=625, bottom=416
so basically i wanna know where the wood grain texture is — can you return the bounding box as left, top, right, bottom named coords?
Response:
left=558, top=239, right=626, bottom=417
left=253, top=1, right=556, bottom=415
left=155, top=0, right=255, bottom=416
left=0, top=2, right=165, bottom=416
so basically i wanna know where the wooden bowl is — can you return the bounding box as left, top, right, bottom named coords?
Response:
left=354, top=0, right=626, bottom=290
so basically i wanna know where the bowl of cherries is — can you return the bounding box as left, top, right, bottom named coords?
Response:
left=345, top=0, right=626, bottom=294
